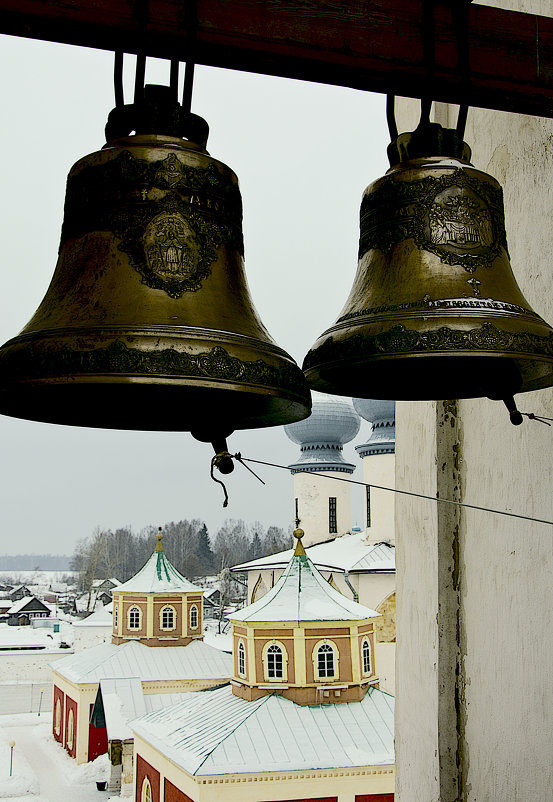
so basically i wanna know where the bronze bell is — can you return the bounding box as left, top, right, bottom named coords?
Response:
left=0, top=85, right=311, bottom=440
left=303, top=122, right=553, bottom=419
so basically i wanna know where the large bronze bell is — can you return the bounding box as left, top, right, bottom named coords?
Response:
left=303, top=122, right=553, bottom=415
left=0, top=86, right=311, bottom=439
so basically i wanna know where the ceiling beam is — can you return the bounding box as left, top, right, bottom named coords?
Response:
left=1, top=0, right=553, bottom=118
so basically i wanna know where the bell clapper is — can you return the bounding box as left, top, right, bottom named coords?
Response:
left=192, top=429, right=235, bottom=475
left=502, top=396, right=523, bottom=426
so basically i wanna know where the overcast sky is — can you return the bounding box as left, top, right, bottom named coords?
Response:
left=0, top=34, right=389, bottom=555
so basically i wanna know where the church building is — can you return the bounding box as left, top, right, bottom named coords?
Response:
left=51, top=530, right=232, bottom=771
left=130, top=527, right=394, bottom=802
left=234, top=395, right=397, bottom=694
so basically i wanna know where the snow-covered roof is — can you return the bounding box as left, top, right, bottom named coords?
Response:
left=93, top=578, right=121, bottom=588
left=98, top=678, right=204, bottom=741
left=73, top=603, right=113, bottom=628
left=131, top=684, right=394, bottom=775
left=229, top=539, right=379, bottom=623
left=52, top=638, right=232, bottom=684
left=8, top=596, right=49, bottom=615
left=115, top=534, right=202, bottom=595
left=231, top=532, right=395, bottom=575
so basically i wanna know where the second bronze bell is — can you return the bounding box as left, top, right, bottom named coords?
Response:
left=304, top=123, right=553, bottom=407
left=0, top=86, right=311, bottom=434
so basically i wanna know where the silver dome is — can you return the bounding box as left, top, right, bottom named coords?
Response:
left=285, top=392, right=360, bottom=446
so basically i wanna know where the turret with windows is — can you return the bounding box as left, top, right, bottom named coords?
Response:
left=111, top=528, right=204, bottom=646
left=228, top=526, right=380, bottom=704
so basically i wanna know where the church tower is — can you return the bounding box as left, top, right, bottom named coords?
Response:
left=229, top=527, right=380, bottom=705
left=111, top=528, right=205, bottom=646
left=284, top=392, right=360, bottom=546
left=354, top=399, right=396, bottom=545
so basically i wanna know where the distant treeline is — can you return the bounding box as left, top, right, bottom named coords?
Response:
left=70, top=519, right=292, bottom=591
left=0, top=554, right=71, bottom=570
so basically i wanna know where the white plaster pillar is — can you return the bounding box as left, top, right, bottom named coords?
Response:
left=395, top=400, right=461, bottom=802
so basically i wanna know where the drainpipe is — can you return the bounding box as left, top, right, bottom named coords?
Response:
left=344, top=571, right=358, bottom=603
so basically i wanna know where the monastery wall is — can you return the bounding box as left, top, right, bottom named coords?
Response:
left=0, top=648, right=73, bottom=681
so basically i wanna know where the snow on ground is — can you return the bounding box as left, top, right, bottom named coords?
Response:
left=0, top=714, right=119, bottom=801
left=202, top=619, right=232, bottom=652
left=0, top=621, right=74, bottom=650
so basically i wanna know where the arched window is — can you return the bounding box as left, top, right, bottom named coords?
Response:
left=141, top=777, right=152, bottom=802
left=362, top=638, right=372, bottom=675
left=251, top=574, right=268, bottom=603
left=266, top=644, right=284, bottom=679
left=317, top=643, right=335, bottom=678
left=161, top=605, right=175, bottom=630
left=113, top=605, right=118, bottom=629
left=189, top=604, right=198, bottom=630
left=238, top=641, right=246, bottom=676
left=66, top=708, right=74, bottom=750
left=128, top=606, right=141, bottom=630
left=54, top=699, right=61, bottom=736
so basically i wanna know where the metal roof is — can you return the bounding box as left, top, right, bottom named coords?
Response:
left=115, top=545, right=203, bottom=594
left=131, top=684, right=394, bottom=775
left=52, top=638, right=232, bottom=684
left=231, top=532, right=395, bottom=575
left=229, top=550, right=379, bottom=623
left=98, top=678, right=196, bottom=741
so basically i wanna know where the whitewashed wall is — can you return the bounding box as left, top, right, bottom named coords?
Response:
left=0, top=649, right=73, bottom=681
left=293, top=470, right=352, bottom=545
left=73, top=624, right=112, bottom=652
left=362, top=453, right=395, bottom=545
left=395, top=3, right=553, bottom=798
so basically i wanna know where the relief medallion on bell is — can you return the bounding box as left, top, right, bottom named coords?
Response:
left=359, top=167, right=507, bottom=274
left=61, top=150, right=244, bottom=298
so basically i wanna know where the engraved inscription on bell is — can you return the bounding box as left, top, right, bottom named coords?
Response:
left=144, top=213, right=199, bottom=282
left=426, top=186, right=493, bottom=256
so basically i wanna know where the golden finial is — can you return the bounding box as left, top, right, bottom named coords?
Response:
left=293, top=525, right=306, bottom=556
left=155, top=527, right=164, bottom=551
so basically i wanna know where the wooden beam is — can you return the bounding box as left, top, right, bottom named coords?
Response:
left=0, top=0, right=553, bottom=118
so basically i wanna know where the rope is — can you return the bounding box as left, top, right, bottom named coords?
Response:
left=236, top=456, right=553, bottom=528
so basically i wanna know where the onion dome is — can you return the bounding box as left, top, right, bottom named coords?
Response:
left=285, top=392, right=360, bottom=473
left=353, top=399, right=395, bottom=457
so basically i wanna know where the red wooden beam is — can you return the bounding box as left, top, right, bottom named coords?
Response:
left=0, top=0, right=552, bottom=118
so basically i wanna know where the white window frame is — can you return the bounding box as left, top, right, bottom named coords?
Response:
left=312, top=639, right=339, bottom=681
left=54, top=698, right=61, bottom=736
left=262, top=640, right=288, bottom=682
left=128, top=605, right=142, bottom=630
left=237, top=640, right=246, bottom=677
left=113, top=605, right=118, bottom=629
left=66, top=708, right=74, bottom=751
left=141, top=777, right=152, bottom=802
left=189, top=604, right=198, bottom=630
left=160, top=605, right=176, bottom=631
left=362, top=637, right=372, bottom=675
